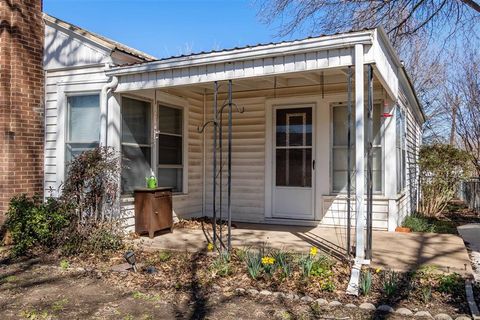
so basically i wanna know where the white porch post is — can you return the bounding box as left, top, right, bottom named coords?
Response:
left=354, top=44, right=365, bottom=260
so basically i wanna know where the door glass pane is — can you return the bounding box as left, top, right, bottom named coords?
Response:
left=158, top=105, right=182, bottom=134
left=158, top=135, right=182, bottom=165
left=68, top=95, right=100, bottom=142
left=276, top=107, right=312, bottom=147
left=121, top=145, right=151, bottom=193
left=276, top=148, right=312, bottom=187
left=122, top=97, right=151, bottom=145
left=157, top=168, right=182, bottom=192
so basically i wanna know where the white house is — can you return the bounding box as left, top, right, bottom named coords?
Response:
left=43, top=14, right=424, bottom=244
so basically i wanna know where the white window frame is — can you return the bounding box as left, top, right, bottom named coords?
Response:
left=64, top=91, right=101, bottom=174
left=396, top=104, right=407, bottom=194
left=120, top=94, right=153, bottom=194
left=329, top=101, right=384, bottom=195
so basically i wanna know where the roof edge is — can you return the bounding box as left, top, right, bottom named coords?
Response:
left=43, top=13, right=157, bottom=62
left=106, top=29, right=375, bottom=76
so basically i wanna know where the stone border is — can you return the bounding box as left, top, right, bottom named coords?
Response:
left=465, top=280, right=480, bottom=320
left=235, top=287, right=473, bottom=320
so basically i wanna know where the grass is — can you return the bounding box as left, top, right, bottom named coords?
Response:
left=402, top=213, right=457, bottom=234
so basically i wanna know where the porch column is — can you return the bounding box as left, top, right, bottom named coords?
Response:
left=354, top=44, right=365, bottom=261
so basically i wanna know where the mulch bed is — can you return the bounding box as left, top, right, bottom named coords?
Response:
left=58, top=247, right=471, bottom=318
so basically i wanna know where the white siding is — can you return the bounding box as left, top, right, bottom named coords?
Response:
left=44, top=65, right=109, bottom=196
left=44, top=23, right=111, bottom=70
left=396, top=85, right=422, bottom=220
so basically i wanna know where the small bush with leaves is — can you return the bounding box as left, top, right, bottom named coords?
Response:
left=5, top=195, right=72, bottom=256
left=437, top=273, right=463, bottom=294
left=62, top=220, right=124, bottom=256
left=360, top=270, right=373, bottom=296
left=419, top=144, right=471, bottom=217
left=421, top=286, right=432, bottom=303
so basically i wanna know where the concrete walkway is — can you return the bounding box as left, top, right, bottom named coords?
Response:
left=458, top=223, right=480, bottom=281
left=136, top=223, right=472, bottom=276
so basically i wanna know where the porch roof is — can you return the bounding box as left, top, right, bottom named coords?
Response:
left=105, top=27, right=424, bottom=123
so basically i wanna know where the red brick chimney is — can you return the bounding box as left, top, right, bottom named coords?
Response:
left=0, top=0, right=44, bottom=222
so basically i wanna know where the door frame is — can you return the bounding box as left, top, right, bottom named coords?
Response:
left=267, top=101, right=316, bottom=220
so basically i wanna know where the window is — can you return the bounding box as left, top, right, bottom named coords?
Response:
left=121, top=97, right=152, bottom=193
left=157, top=105, right=184, bottom=193
left=66, top=94, right=100, bottom=164
left=396, top=106, right=406, bottom=193
left=331, top=103, right=383, bottom=193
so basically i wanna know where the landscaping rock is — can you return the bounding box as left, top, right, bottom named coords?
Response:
left=273, top=292, right=285, bottom=299
left=359, top=302, right=376, bottom=311
left=328, top=300, right=342, bottom=308
left=454, top=316, right=471, bottom=320
left=300, top=295, right=314, bottom=303
left=414, top=311, right=433, bottom=318
left=345, top=303, right=357, bottom=308
left=247, top=289, right=259, bottom=296
left=377, top=305, right=394, bottom=313
left=434, top=314, right=453, bottom=320
left=313, top=298, right=328, bottom=306
left=259, top=290, right=272, bottom=296
left=235, top=288, right=246, bottom=295
left=285, top=292, right=296, bottom=300
left=396, top=307, right=413, bottom=316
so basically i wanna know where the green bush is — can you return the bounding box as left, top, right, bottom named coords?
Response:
left=419, top=144, right=471, bottom=217
left=5, top=195, right=71, bottom=256
left=402, top=213, right=457, bottom=234
left=437, top=273, right=463, bottom=294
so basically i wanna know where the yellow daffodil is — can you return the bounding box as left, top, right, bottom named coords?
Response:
left=207, top=242, right=214, bottom=251
left=375, top=267, right=382, bottom=273
left=261, top=256, right=275, bottom=265
left=310, top=247, right=318, bottom=257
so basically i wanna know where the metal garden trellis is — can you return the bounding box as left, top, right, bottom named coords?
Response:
left=198, top=80, right=244, bottom=253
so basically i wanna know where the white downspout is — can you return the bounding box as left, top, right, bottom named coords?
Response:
left=100, top=75, right=118, bottom=147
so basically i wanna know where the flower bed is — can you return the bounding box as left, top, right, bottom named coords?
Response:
left=65, top=244, right=471, bottom=318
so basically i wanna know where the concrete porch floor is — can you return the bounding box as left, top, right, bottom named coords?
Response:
left=135, top=223, right=472, bottom=276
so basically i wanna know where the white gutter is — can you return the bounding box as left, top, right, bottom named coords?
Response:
left=100, top=75, right=118, bottom=146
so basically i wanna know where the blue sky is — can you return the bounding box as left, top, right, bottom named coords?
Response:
left=43, top=0, right=296, bottom=59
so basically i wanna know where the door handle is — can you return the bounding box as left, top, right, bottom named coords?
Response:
left=312, top=160, right=316, bottom=170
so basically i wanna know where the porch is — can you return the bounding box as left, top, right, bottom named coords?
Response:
left=135, top=223, right=472, bottom=276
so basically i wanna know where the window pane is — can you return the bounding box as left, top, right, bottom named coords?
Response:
left=158, top=135, right=182, bottom=165
left=121, top=145, right=151, bottom=193
left=333, top=171, right=347, bottom=192
left=66, top=142, right=98, bottom=164
left=68, top=95, right=100, bottom=142
left=276, top=108, right=312, bottom=147
left=373, top=170, right=382, bottom=192
left=372, top=104, right=382, bottom=145
left=158, top=106, right=182, bottom=135
left=333, top=106, right=348, bottom=146
left=122, top=97, right=151, bottom=145
left=157, top=168, right=182, bottom=193
left=276, top=148, right=312, bottom=187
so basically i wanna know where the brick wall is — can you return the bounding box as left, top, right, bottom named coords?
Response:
left=0, top=0, right=44, bottom=222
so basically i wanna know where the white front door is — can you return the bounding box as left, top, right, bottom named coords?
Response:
left=273, top=105, right=315, bottom=219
